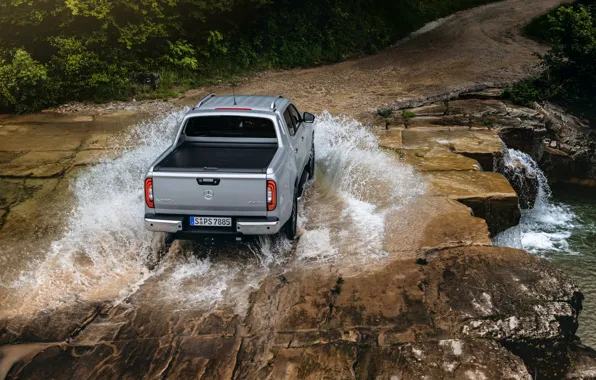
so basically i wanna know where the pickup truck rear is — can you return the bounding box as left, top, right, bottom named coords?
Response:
left=144, top=94, right=316, bottom=241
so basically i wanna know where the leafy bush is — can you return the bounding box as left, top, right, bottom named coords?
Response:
left=508, top=3, right=596, bottom=123
left=0, top=0, right=500, bottom=113
left=0, top=49, right=54, bottom=113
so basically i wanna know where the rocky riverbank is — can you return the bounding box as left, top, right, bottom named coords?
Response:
left=1, top=89, right=595, bottom=380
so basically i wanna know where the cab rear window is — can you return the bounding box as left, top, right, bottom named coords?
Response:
left=185, top=116, right=276, bottom=138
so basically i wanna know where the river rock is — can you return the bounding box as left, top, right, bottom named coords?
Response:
left=536, top=102, right=596, bottom=185
left=424, top=170, right=520, bottom=235
left=5, top=246, right=582, bottom=379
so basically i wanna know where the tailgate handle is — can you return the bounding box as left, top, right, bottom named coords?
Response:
left=197, top=178, right=220, bottom=186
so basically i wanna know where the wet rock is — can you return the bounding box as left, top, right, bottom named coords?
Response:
left=424, top=170, right=520, bottom=235
left=458, top=87, right=504, bottom=100
left=378, top=129, right=403, bottom=149
left=407, top=102, right=447, bottom=117
left=390, top=147, right=481, bottom=172
left=539, top=147, right=575, bottom=184
left=406, top=115, right=471, bottom=128
left=448, top=99, right=509, bottom=118
left=2, top=246, right=584, bottom=379
left=73, top=150, right=120, bottom=167
left=502, top=158, right=540, bottom=209
left=536, top=102, right=596, bottom=185
left=0, top=151, right=73, bottom=177
left=401, top=129, right=504, bottom=171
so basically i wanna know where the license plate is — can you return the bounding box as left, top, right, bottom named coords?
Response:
left=190, top=216, right=232, bottom=227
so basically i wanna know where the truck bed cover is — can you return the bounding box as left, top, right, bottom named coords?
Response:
left=154, top=142, right=277, bottom=173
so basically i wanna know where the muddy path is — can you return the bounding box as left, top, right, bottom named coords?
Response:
left=2, top=0, right=590, bottom=379
left=174, top=0, right=561, bottom=116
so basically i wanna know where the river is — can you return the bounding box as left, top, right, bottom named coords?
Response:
left=496, top=149, right=596, bottom=347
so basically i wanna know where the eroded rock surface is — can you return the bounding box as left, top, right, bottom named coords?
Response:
left=2, top=247, right=586, bottom=379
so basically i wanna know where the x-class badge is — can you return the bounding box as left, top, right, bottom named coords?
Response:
left=204, top=189, right=214, bottom=200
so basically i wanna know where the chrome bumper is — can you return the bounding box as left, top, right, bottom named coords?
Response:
left=145, top=217, right=183, bottom=233
left=144, top=216, right=280, bottom=235
left=236, top=220, right=281, bottom=235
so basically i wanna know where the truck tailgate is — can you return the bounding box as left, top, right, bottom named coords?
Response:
left=152, top=172, right=268, bottom=216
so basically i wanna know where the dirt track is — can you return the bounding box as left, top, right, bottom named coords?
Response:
left=180, top=0, right=560, bottom=115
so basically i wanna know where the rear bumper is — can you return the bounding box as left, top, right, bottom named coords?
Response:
left=144, top=214, right=281, bottom=236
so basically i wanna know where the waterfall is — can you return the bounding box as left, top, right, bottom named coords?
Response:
left=494, top=148, right=576, bottom=254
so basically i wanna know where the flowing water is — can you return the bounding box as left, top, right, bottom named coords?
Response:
left=495, top=149, right=596, bottom=347
left=0, top=110, right=426, bottom=320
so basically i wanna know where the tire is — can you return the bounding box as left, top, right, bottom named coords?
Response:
left=283, top=194, right=298, bottom=240
left=308, top=143, right=316, bottom=180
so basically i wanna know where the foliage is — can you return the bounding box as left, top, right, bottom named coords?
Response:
left=507, top=3, right=596, bottom=123
left=377, top=107, right=393, bottom=118
left=0, top=49, right=53, bottom=113
left=0, top=0, right=500, bottom=113
left=403, top=110, right=417, bottom=119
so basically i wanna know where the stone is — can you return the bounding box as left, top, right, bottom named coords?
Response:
left=406, top=115, right=470, bottom=128
left=407, top=102, right=447, bottom=116
left=401, top=129, right=504, bottom=171
left=390, top=147, right=481, bottom=172
left=458, top=87, right=504, bottom=100
left=502, top=159, right=539, bottom=209
left=539, top=146, right=576, bottom=184
left=0, top=151, right=73, bottom=177
left=424, top=170, right=520, bottom=234
left=378, top=129, right=403, bottom=149
left=447, top=99, right=508, bottom=118
left=73, top=150, right=120, bottom=166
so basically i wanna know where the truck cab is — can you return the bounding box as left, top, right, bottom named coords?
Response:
left=144, top=94, right=315, bottom=240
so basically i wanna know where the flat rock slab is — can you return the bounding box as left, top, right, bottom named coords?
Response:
left=447, top=99, right=509, bottom=117
left=0, top=151, right=73, bottom=177
left=408, top=102, right=447, bottom=116
left=73, top=150, right=120, bottom=166
left=459, top=87, right=504, bottom=100
left=402, top=129, right=504, bottom=171
left=378, top=129, right=403, bottom=149
left=392, top=147, right=481, bottom=172
left=424, top=171, right=520, bottom=234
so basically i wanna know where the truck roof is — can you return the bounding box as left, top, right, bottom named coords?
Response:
left=190, top=94, right=290, bottom=114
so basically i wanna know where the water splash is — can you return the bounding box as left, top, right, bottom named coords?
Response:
left=2, top=109, right=426, bottom=317
left=297, top=111, right=426, bottom=261
left=494, top=149, right=575, bottom=254
left=3, top=109, right=189, bottom=317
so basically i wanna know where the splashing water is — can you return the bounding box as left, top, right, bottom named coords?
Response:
left=297, top=111, right=426, bottom=260
left=2, top=109, right=426, bottom=317
left=494, top=149, right=576, bottom=254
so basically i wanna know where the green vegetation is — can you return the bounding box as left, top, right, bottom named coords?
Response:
left=505, top=2, right=596, bottom=124
left=402, top=110, right=417, bottom=119
left=377, top=107, right=394, bottom=118
left=0, top=0, right=499, bottom=113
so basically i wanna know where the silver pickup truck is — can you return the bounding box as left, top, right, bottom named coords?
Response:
left=144, top=94, right=315, bottom=241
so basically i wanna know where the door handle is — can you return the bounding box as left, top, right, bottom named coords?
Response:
left=295, top=148, right=298, bottom=153
left=301, top=136, right=304, bottom=141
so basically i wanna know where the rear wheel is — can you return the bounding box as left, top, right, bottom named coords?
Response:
left=283, top=194, right=298, bottom=240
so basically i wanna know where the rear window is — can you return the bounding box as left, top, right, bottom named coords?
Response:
left=185, top=116, right=276, bottom=138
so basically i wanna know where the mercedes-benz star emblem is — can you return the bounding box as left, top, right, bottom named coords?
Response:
left=204, top=189, right=214, bottom=200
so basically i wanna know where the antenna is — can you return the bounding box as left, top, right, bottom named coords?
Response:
left=232, top=82, right=237, bottom=105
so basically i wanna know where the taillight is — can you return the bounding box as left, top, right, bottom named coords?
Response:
left=145, top=178, right=154, bottom=208
left=267, top=180, right=277, bottom=211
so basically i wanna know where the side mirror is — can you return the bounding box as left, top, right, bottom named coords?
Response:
left=303, top=112, right=315, bottom=123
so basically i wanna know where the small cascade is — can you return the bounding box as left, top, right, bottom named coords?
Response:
left=495, top=148, right=575, bottom=254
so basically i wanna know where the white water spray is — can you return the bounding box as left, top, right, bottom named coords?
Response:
left=2, top=109, right=426, bottom=316
left=494, top=149, right=575, bottom=254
